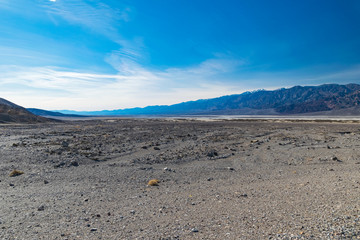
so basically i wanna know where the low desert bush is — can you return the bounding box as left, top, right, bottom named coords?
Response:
left=9, top=169, right=24, bottom=177
left=148, top=179, right=159, bottom=186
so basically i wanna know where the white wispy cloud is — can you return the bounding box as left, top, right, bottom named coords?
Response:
left=0, top=56, right=248, bottom=110
left=45, top=1, right=130, bottom=42
left=2, top=60, right=359, bottom=111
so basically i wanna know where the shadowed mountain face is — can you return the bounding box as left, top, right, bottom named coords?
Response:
left=0, top=98, right=50, bottom=123
left=58, top=83, right=360, bottom=116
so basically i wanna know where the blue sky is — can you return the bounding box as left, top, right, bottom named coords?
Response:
left=0, top=0, right=360, bottom=110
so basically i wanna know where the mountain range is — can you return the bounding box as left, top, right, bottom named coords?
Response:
left=51, top=83, right=360, bottom=116
left=3, top=83, right=360, bottom=122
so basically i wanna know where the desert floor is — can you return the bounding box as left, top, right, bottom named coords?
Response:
left=1, top=118, right=360, bottom=239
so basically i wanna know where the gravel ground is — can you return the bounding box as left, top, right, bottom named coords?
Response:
left=1, top=118, right=360, bottom=239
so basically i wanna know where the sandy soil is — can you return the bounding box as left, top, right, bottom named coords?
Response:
left=1, top=119, right=360, bottom=239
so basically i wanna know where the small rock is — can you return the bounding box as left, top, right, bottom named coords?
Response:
left=70, top=161, right=79, bottom=167
left=44, top=180, right=49, bottom=184
left=130, top=210, right=136, bottom=214
left=163, top=167, right=175, bottom=172
left=191, top=228, right=199, bottom=233
left=9, top=183, right=14, bottom=187
left=90, top=228, right=97, bottom=232
left=154, top=147, right=160, bottom=150
left=37, top=205, right=45, bottom=211
left=207, top=150, right=218, bottom=158
left=207, top=177, right=214, bottom=181
left=54, top=162, right=65, bottom=168
left=61, top=141, right=69, bottom=148
left=227, top=167, right=235, bottom=171
left=328, top=168, right=335, bottom=171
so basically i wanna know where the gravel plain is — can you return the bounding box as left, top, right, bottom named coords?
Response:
left=1, top=118, right=360, bottom=239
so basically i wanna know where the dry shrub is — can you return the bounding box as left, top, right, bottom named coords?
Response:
left=148, top=179, right=159, bottom=186
left=9, top=169, right=24, bottom=177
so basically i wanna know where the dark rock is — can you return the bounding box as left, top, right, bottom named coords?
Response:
left=37, top=205, right=45, bottom=211
left=54, top=162, right=65, bottom=168
left=207, top=150, right=218, bottom=158
left=70, top=161, right=79, bottom=167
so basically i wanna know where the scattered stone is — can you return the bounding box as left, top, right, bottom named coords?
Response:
left=207, top=150, right=218, bottom=158
left=163, top=167, right=175, bottom=172
left=70, top=161, right=79, bottom=167
left=9, top=183, right=14, bottom=187
left=44, top=180, right=49, bottom=184
left=54, top=162, right=65, bottom=168
left=37, top=205, right=45, bottom=211
left=9, top=169, right=24, bottom=177
left=227, top=167, right=235, bottom=171
left=207, top=177, right=214, bottom=181
left=191, top=228, right=199, bottom=232
left=90, top=228, right=97, bottom=232
left=332, top=156, right=342, bottom=162
left=61, top=141, right=69, bottom=148
left=130, top=210, right=136, bottom=214
left=154, top=147, right=160, bottom=150
left=328, top=169, right=335, bottom=171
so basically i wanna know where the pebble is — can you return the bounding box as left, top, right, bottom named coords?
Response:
left=70, top=161, right=79, bottom=167
left=191, top=228, right=199, bottom=232
left=90, top=228, right=97, bottom=232
left=37, top=205, right=45, bottom=211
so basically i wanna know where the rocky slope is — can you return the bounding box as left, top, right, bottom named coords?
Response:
left=0, top=98, right=50, bottom=123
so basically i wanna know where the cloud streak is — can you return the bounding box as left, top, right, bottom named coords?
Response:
left=0, top=56, right=248, bottom=110
left=1, top=59, right=360, bottom=111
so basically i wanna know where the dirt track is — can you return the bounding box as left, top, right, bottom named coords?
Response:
left=1, top=119, right=360, bottom=239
